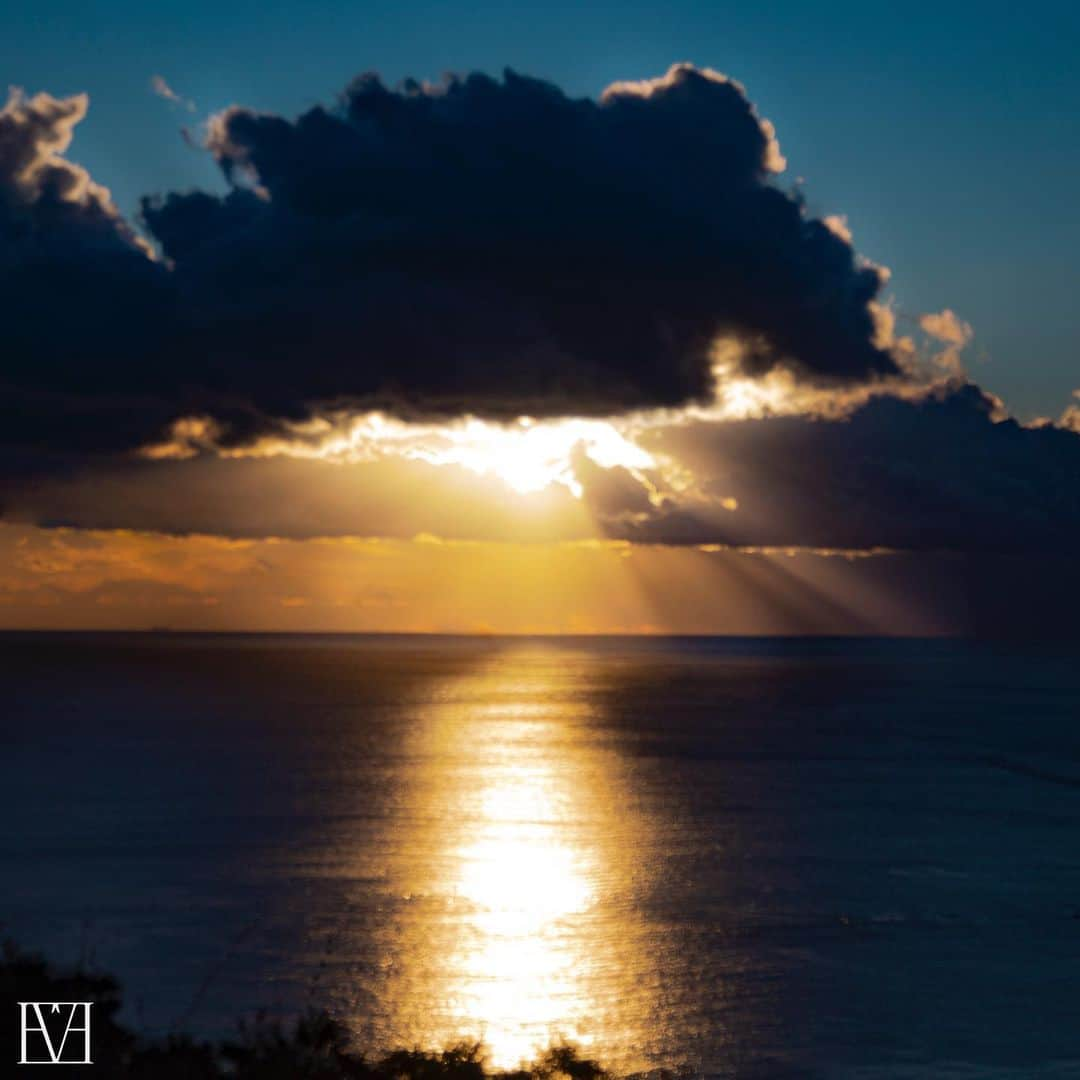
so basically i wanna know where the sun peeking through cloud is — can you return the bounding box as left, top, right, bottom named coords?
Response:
left=144, top=412, right=660, bottom=498
left=138, top=341, right=825, bottom=500
left=411, top=418, right=656, bottom=496
left=140, top=317, right=975, bottom=510
left=138, top=321, right=972, bottom=508
left=311, top=415, right=660, bottom=497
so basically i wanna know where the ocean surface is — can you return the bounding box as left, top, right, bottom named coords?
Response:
left=2, top=633, right=1079, bottom=1078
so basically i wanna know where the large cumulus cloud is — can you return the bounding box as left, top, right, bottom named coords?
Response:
left=0, top=65, right=899, bottom=457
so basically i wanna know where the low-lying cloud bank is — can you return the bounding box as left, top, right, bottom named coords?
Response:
left=604, top=383, right=1080, bottom=553
left=6, top=381, right=1079, bottom=557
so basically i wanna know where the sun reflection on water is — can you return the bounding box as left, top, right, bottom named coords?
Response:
left=375, top=650, right=655, bottom=1069
left=450, top=741, right=596, bottom=1064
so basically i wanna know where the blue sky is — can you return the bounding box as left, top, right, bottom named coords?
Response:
left=7, top=0, right=1078, bottom=417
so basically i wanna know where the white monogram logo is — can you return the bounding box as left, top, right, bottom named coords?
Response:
left=17, top=1002, right=93, bottom=1065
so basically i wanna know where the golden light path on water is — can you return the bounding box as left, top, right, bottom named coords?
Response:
left=370, top=646, right=658, bottom=1069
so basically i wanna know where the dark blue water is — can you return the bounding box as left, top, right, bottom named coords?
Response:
left=2, top=634, right=1079, bottom=1077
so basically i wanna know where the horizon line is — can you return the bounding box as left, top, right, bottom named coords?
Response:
left=0, top=627, right=1055, bottom=642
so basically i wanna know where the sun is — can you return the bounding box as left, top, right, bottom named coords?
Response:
left=415, top=417, right=654, bottom=496
left=158, top=410, right=661, bottom=498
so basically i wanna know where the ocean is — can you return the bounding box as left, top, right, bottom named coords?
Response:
left=2, top=633, right=1079, bottom=1078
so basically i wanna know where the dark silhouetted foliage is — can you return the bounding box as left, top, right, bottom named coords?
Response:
left=0, top=941, right=633, bottom=1080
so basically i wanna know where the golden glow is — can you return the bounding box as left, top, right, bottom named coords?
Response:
left=407, top=417, right=655, bottom=496
left=716, top=376, right=789, bottom=419
left=0, top=523, right=933, bottom=636
left=365, top=651, right=658, bottom=1069
left=141, top=412, right=657, bottom=497
left=448, top=736, right=597, bottom=1064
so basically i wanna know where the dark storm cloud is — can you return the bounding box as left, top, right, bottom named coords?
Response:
left=609, top=383, right=1080, bottom=553
left=0, top=65, right=898, bottom=457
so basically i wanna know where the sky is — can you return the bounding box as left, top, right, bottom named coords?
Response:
left=1, top=1, right=1079, bottom=633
